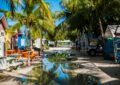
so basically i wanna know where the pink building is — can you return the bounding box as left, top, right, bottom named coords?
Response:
left=0, top=14, right=8, bottom=57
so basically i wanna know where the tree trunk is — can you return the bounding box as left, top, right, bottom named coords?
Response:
left=40, top=37, right=42, bottom=50
left=39, top=29, right=43, bottom=55
left=55, top=41, right=57, bottom=47
left=98, top=17, right=105, bottom=45
left=29, top=29, right=32, bottom=51
left=99, top=18, right=104, bottom=38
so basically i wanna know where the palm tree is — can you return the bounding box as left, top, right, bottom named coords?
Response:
left=60, top=0, right=120, bottom=41
left=2, top=0, right=23, bottom=15
left=2, top=0, right=54, bottom=50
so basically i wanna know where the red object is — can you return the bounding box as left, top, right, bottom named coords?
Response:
left=15, top=33, right=18, bottom=38
left=115, top=33, right=120, bottom=37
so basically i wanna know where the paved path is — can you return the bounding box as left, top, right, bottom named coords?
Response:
left=45, top=48, right=120, bottom=85
left=70, top=50, right=120, bottom=85
left=0, top=66, right=34, bottom=85
left=90, top=57, right=120, bottom=85
left=0, top=48, right=120, bottom=85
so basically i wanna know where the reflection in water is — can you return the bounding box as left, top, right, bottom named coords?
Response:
left=17, top=57, right=100, bottom=85
left=69, top=74, right=100, bottom=85
left=42, top=58, right=55, bottom=71
left=18, top=65, right=58, bottom=85
left=54, top=64, right=69, bottom=85
left=42, top=58, right=69, bottom=85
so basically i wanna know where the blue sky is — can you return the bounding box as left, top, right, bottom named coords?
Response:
left=0, top=0, right=9, bottom=11
left=45, top=0, right=65, bottom=26
left=45, top=0, right=62, bottom=12
left=0, top=0, right=65, bottom=27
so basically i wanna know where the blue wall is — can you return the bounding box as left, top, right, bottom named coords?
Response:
left=18, top=34, right=26, bottom=50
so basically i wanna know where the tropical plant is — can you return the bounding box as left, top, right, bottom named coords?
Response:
left=1, top=0, right=55, bottom=51
left=5, top=28, right=17, bottom=50
left=2, top=0, right=23, bottom=15
left=60, top=0, right=120, bottom=41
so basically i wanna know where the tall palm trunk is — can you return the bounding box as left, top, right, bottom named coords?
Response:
left=98, top=17, right=105, bottom=45
left=29, top=27, right=33, bottom=51
left=99, top=18, right=104, bottom=38
left=39, top=29, right=43, bottom=55
left=40, top=36, right=43, bottom=52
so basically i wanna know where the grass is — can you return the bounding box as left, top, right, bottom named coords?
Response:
left=47, top=52, right=69, bottom=62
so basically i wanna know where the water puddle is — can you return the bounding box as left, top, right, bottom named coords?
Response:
left=17, top=53, right=100, bottom=85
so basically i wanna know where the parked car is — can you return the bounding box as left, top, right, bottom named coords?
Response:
left=71, top=43, right=76, bottom=49
left=87, top=44, right=103, bottom=56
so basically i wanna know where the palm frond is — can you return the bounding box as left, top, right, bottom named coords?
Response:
left=9, top=22, right=22, bottom=32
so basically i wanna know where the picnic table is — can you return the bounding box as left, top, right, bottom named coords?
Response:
left=7, top=54, right=24, bottom=70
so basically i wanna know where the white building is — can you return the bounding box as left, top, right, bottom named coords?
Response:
left=0, top=14, right=8, bottom=70
left=34, top=38, right=46, bottom=48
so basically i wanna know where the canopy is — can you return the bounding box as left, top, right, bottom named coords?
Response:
left=105, top=25, right=120, bottom=38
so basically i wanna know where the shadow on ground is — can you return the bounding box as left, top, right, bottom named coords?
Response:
left=100, top=67, right=120, bottom=79
left=69, top=74, right=100, bottom=85
left=102, top=80, right=120, bottom=85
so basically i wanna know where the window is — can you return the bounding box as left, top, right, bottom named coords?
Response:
left=0, top=30, right=5, bottom=37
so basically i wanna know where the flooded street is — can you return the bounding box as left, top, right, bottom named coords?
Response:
left=15, top=50, right=100, bottom=85
left=17, top=61, right=99, bottom=85
left=0, top=50, right=100, bottom=85
left=1, top=0, right=120, bottom=84
left=0, top=48, right=120, bottom=85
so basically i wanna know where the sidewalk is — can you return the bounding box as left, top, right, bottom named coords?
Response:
left=0, top=48, right=120, bottom=85
left=0, top=66, right=34, bottom=85
left=71, top=50, right=120, bottom=85
left=45, top=48, right=120, bottom=85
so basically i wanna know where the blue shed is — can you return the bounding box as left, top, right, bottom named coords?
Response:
left=104, top=25, right=120, bottom=63
left=103, top=38, right=114, bottom=60
left=18, top=33, right=26, bottom=50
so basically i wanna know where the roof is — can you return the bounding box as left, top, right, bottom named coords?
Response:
left=105, top=25, right=120, bottom=38
left=0, top=13, right=8, bottom=30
